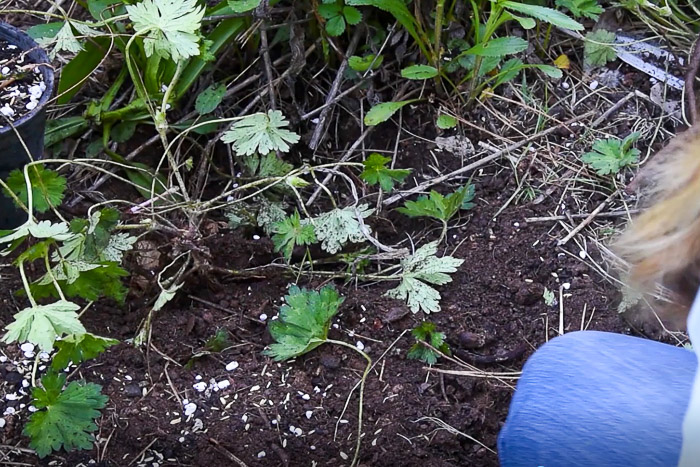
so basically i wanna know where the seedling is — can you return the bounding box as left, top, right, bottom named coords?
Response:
left=0, top=166, right=132, bottom=457
left=317, top=0, right=363, bottom=36
left=264, top=286, right=371, bottom=467
left=582, top=132, right=641, bottom=175
left=407, top=322, right=451, bottom=365
left=397, top=184, right=476, bottom=243
left=272, top=210, right=317, bottom=262
left=360, top=153, right=411, bottom=192
left=584, top=30, right=618, bottom=66
left=221, top=110, right=301, bottom=156
left=556, top=0, right=604, bottom=20
left=385, top=242, right=464, bottom=314
left=23, top=371, right=107, bottom=458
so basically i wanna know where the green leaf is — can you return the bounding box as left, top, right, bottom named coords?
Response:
left=397, top=185, right=472, bottom=222
left=2, top=301, right=85, bottom=352
left=348, top=54, right=384, bottom=72
left=555, top=0, right=604, bottom=20
left=364, top=100, right=417, bottom=126
left=584, top=29, right=617, bottom=66
left=343, top=5, right=363, bottom=24
left=505, top=12, right=536, bottom=29
left=45, top=116, right=90, bottom=147
left=57, top=36, right=110, bottom=105
left=385, top=242, right=464, bottom=313
left=360, top=153, right=411, bottom=191
left=195, top=83, right=227, bottom=115
left=582, top=132, right=640, bottom=175
left=4, top=166, right=66, bottom=213
left=257, top=198, right=287, bottom=235
left=272, top=211, right=317, bottom=262
left=407, top=322, right=451, bottom=365
left=126, top=0, right=205, bottom=61
left=401, top=64, right=439, bottom=80
left=494, top=58, right=524, bottom=87
left=461, top=183, right=476, bottom=210
left=36, top=22, right=81, bottom=58
left=257, top=152, right=294, bottom=177
left=228, top=0, right=261, bottom=13
left=346, top=0, right=423, bottom=52
left=436, top=114, right=458, bottom=129
left=205, top=329, right=231, bottom=352
left=325, top=15, right=346, bottom=36
left=31, top=263, right=130, bottom=304
left=111, top=120, right=137, bottom=143
left=501, top=2, right=584, bottom=30
left=317, top=3, right=341, bottom=19
left=24, top=371, right=107, bottom=458
left=222, top=110, right=301, bottom=156
left=26, top=22, right=63, bottom=40
left=263, top=285, right=344, bottom=361
left=88, top=0, right=126, bottom=21
left=465, top=36, right=528, bottom=57
left=314, top=204, right=374, bottom=254
left=531, top=64, right=563, bottom=78
left=52, top=333, right=119, bottom=371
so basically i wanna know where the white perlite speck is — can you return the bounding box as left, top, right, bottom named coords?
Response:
left=183, top=402, right=197, bottom=416
left=217, top=380, right=231, bottom=390
left=226, top=361, right=239, bottom=371
left=193, top=382, right=207, bottom=392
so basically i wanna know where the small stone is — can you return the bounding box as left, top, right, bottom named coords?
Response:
left=226, top=361, right=239, bottom=371
left=20, top=343, right=34, bottom=353
left=257, top=451, right=266, bottom=458
left=4, top=372, right=22, bottom=385
left=124, top=384, right=142, bottom=398
left=457, top=331, right=486, bottom=350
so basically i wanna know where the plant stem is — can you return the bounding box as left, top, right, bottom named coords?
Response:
left=18, top=261, right=37, bottom=308
left=438, top=219, right=448, bottom=244
left=31, top=353, right=40, bottom=388
left=325, top=339, right=372, bottom=467
left=433, top=0, right=447, bottom=66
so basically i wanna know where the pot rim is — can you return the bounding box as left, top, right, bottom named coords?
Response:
left=0, top=21, right=55, bottom=135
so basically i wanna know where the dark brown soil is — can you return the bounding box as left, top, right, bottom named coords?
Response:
left=0, top=132, right=632, bottom=466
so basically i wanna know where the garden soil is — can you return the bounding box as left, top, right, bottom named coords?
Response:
left=0, top=131, right=644, bottom=466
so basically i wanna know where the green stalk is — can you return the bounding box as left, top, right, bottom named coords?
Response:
left=433, top=0, right=447, bottom=65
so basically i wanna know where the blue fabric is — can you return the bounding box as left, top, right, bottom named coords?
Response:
left=498, top=331, right=697, bottom=467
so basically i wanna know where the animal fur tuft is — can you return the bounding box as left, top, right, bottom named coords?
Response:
left=616, top=126, right=700, bottom=320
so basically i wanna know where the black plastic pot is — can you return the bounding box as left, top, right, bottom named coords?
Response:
left=0, top=21, right=54, bottom=230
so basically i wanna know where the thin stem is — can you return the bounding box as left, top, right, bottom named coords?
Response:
left=324, top=339, right=372, bottom=467
left=18, top=262, right=37, bottom=308
left=433, top=0, right=447, bottom=65
left=31, top=353, right=40, bottom=388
